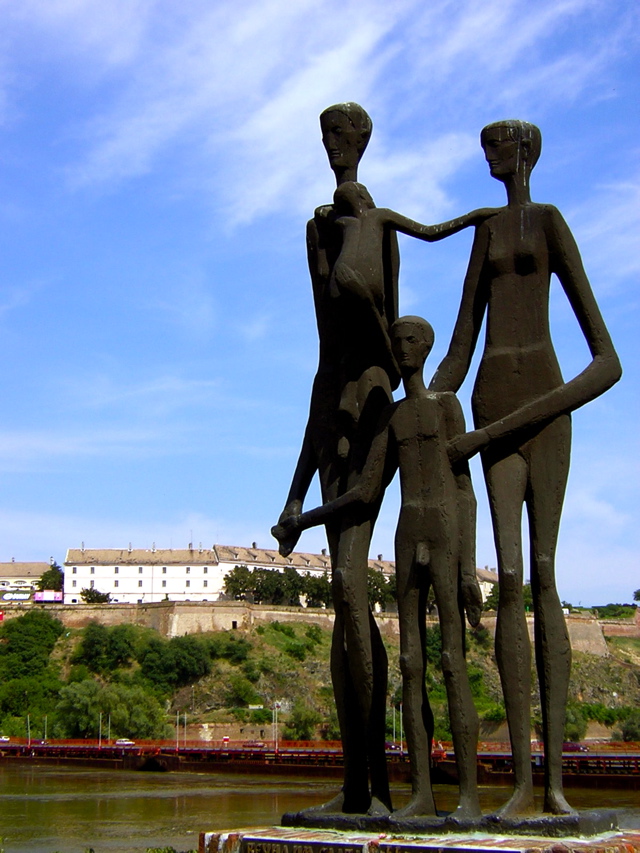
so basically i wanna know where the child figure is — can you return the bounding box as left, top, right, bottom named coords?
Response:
left=273, top=315, right=483, bottom=819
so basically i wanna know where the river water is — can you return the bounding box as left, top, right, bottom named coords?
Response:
left=0, top=765, right=638, bottom=853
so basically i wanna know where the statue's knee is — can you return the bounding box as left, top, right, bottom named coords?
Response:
left=532, top=556, right=556, bottom=594
left=499, top=570, right=521, bottom=598
left=399, top=653, right=421, bottom=682
left=440, top=650, right=454, bottom=679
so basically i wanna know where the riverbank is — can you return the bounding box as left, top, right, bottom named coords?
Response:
left=0, top=764, right=639, bottom=853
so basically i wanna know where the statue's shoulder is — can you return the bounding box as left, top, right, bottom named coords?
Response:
left=531, top=202, right=562, bottom=221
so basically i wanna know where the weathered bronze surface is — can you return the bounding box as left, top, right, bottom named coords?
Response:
left=278, top=317, right=484, bottom=819
left=273, top=113, right=621, bottom=827
left=429, top=120, right=621, bottom=818
left=273, top=102, right=397, bottom=816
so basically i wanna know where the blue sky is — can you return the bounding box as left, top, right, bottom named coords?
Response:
left=0, top=0, right=637, bottom=606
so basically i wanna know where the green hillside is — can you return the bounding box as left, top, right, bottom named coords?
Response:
left=1, top=610, right=639, bottom=743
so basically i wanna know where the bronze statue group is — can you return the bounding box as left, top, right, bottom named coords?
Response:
left=271, top=104, right=621, bottom=823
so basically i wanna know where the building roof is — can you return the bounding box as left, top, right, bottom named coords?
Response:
left=0, top=562, right=51, bottom=579
left=476, top=567, right=498, bottom=585
left=63, top=545, right=494, bottom=582
left=64, top=545, right=395, bottom=575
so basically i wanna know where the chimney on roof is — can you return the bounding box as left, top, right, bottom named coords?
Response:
left=252, top=541, right=257, bottom=549
left=188, top=542, right=193, bottom=550
left=81, top=542, right=85, bottom=553
left=11, top=557, right=14, bottom=563
left=378, top=554, right=383, bottom=561
left=199, top=542, right=202, bottom=552
left=321, top=548, right=326, bottom=556
left=152, top=543, right=156, bottom=552
left=128, top=543, right=132, bottom=553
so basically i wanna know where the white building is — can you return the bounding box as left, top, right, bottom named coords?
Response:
left=0, top=561, right=50, bottom=604
left=63, top=544, right=496, bottom=606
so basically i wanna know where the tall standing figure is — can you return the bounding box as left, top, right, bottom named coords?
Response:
left=275, top=103, right=398, bottom=815
left=430, top=120, right=621, bottom=817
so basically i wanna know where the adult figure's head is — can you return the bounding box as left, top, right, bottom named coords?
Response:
left=480, top=120, right=541, bottom=189
left=391, top=316, right=435, bottom=378
left=320, top=103, right=373, bottom=185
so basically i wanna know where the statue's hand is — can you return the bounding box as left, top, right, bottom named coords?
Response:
left=278, top=500, right=302, bottom=525
left=447, top=428, right=488, bottom=465
left=461, top=576, right=483, bottom=628
left=271, top=511, right=302, bottom=558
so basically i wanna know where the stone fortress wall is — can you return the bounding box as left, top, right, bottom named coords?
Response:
left=0, top=600, right=630, bottom=655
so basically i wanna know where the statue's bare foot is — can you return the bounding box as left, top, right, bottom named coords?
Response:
left=492, top=787, right=536, bottom=819
left=367, top=797, right=391, bottom=817
left=297, top=791, right=346, bottom=816
left=450, top=800, right=482, bottom=821
left=544, top=789, right=576, bottom=816
left=392, top=793, right=437, bottom=819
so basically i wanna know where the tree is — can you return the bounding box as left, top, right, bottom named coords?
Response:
left=425, top=625, right=442, bottom=665
left=73, top=622, right=136, bottom=674
left=634, top=589, right=640, bottom=602
left=137, top=634, right=211, bottom=692
left=73, top=621, right=109, bottom=672
left=564, top=703, right=587, bottom=742
left=283, top=699, right=321, bottom=741
left=0, top=672, right=62, bottom=718
left=367, top=569, right=391, bottom=609
left=302, top=572, right=332, bottom=608
left=80, top=588, right=111, bottom=604
left=36, top=562, right=63, bottom=591
left=483, top=581, right=533, bottom=612
left=56, top=679, right=170, bottom=739
left=620, top=710, right=640, bottom=742
left=223, top=565, right=254, bottom=600
left=0, top=610, right=64, bottom=678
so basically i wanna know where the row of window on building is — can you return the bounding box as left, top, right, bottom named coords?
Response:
left=71, top=566, right=209, bottom=574
left=71, top=579, right=209, bottom=588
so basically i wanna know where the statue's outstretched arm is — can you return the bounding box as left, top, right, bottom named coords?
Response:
left=380, top=207, right=498, bottom=243
left=274, top=408, right=394, bottom=538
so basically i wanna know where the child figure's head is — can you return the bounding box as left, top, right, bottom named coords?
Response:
left=333, top=181, right=375, bottom=217
left=391, top=316, right=434, bottom=375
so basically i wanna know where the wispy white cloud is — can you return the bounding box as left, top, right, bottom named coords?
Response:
left=151, top=268, right=217, bottom=339
left=0, top=426, right=167, bottom=469
left=59, top=374, right=221, bottom=413
left=567, top=174, right=640, bottom=290
left=364, top=132, right=477, bottom=219
left=0, top=279, right=47, bottom=317
left=0, top=0, right=632, bottom=227
left=0, top=506, right=278, bottom=563
left=0, top=0, right=155, bottom=69
left=238, top=313, right=271, bottom=342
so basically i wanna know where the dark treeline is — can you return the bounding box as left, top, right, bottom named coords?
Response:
left=222, top=564, right=396, bottom=610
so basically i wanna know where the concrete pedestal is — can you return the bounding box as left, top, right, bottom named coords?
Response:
left=199, top=825, right=640, bottom=853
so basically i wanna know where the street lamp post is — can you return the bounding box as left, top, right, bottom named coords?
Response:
left=272, top=702, right=281, bottom=754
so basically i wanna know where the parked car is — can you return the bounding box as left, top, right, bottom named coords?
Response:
left=562, top=742, right=588, bottom=752
left=114, top=738, right=135, bottom=746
